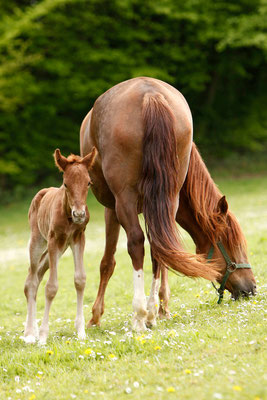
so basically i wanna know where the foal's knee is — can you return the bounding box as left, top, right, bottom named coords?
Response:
left=74, top=273, right=86, bottom=291
left=24, top=276, right=38, bottom=300
left=45, top=282, right=58, bottom=300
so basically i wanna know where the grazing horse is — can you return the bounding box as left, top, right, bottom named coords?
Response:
left=24, top=148, right=96, bottom=344
left=158, top=143, right=257, bottom=318
left=80, top=77, right=221, bottom=331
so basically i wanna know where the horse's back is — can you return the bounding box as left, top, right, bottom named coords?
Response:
left=92, top=77, right=192, bottom=150
left=81, top=77, right=193, bottom=206
left=29, top=187, right=59, bottom=238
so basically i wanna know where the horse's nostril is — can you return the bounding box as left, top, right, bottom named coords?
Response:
left=72, top=210, right=85, bottom=218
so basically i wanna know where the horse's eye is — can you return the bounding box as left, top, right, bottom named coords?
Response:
left=64, top=183, right=67, bottom=188
left=88, top=181, right=91, bottom=186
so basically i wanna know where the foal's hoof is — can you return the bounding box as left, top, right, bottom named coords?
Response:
left=23, top=335, right=36, bottom=344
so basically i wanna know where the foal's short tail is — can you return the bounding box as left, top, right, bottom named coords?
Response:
left=140, top=92, right=219, bottom=281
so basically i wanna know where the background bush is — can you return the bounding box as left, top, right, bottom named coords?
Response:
left=0, top=0, right=266, bottom=196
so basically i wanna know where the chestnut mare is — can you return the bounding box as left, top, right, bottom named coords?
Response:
left=24, top=148, right=96, bottom=344
left=80, top=77, right=221, bottom=331
left=158, top=143, right=256, bottom=317
left=81, top=77, right=256, bottom=330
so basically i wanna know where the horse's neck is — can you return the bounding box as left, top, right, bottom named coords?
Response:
left=177, top=188, right=209, bottom=250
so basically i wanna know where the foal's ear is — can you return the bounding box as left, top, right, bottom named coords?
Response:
left=82, top=147, right=97, bottom=170
left=217, top=195, right=228, bottom=215
left=54, top=149, right=68, bottom=172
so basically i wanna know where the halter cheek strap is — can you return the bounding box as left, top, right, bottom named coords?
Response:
left=207, top=241, right=252, bottom=304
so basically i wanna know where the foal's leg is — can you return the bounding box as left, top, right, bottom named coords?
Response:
left=71, top=231, right=86, bottom=339
left=146, top=251, right=160, bottom=328
left=88, top=208, right=120, bottom=327
left=24, top=229, right=46, bottom=343
left=115, top=193, right=147, bottom=332
left=159, top=265, right=171, bottom=319
left=39, top=238, right=61, bottom=344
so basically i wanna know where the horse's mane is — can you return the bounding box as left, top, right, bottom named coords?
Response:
left=66, top=154, right=83, bottom=163
left=184, top=143, right=247, bottom=259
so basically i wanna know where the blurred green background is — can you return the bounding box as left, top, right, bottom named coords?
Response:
left=0, top=0, right=266, bottom=200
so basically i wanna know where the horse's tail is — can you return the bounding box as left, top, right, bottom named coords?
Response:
left=140, top=92, right=219, bottom=281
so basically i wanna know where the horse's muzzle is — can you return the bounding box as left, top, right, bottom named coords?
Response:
left=72, top=209, right=86, bottom=224
left=231, top=281, right=257, bottom=300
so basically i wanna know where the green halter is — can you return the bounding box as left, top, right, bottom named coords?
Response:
left=207, top=241, right=252, bottom=304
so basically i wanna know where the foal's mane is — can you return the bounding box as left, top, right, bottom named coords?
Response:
left=66, top=154, right=83, bottom=163
left=184, top=143, right=247, bottom=259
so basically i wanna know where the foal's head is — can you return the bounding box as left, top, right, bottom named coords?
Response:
left=54, top=148, right=97, bottom=224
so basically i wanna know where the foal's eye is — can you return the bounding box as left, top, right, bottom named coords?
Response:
left=88, top=181, right=91, bottom=187
left=64, top=183, right=67, bottom=188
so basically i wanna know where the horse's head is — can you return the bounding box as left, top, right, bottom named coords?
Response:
left=54, top=148, right=97, bottom=224
left=204, top=196, right=257, bottom=300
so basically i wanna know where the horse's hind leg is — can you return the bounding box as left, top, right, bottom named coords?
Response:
left=159, top=265, right=171, bottom=319
left=115, top=193, right=147, bottom=332
left=88, top=208, right=120, bottom=327
left=24, top=229, right=46, bottom=343
left=146, top=251, right=160, bottom=328
left=71, top=231, right=86, bottom=339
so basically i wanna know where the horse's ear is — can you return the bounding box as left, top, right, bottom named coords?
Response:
left=54, top=149, right=68, bottom=172
left=82, top=147, right=97, bottom=170
left=217, top=195, right=228, bottom=215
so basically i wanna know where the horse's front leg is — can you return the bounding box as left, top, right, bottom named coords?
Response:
left=71, top=231, right=86, bottom=340
left=88, top=208, right=120, bottom=327
left=39, top=236, right=61, bottom=344
left=115, top=193, right=147, bottom=332
left=146, top=251, right=160, bottom=328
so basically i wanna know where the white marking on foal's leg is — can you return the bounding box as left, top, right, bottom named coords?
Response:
left=72, top=241, right=86, bottom=340
left=132, top=269, right=147, bottom=332
left=146, top=277, right=160, bottom=328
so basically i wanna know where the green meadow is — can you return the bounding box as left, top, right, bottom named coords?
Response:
left=0, top=174, right=266, bottom=400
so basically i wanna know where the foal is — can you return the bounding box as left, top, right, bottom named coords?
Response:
left=24, top=148, right=96, bottom=344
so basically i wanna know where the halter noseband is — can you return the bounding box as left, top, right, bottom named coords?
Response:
left=207, top=241, right=252, bottom=304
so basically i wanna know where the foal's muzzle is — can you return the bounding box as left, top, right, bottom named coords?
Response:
left=72, top=209, right=86, bottom=224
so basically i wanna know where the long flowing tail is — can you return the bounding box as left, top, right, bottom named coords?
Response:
left=139, top=92, right=219, bottom=281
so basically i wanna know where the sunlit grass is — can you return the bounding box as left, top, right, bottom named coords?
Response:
left=0, top=175, right=266, bottom=400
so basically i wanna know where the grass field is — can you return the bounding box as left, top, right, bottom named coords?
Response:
left=0, top=174, right=266, bottom=400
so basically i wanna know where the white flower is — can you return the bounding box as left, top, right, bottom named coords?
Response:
left=15, top=376, right=20, bottom=383
left=125, top=387, right=132, bottom=394
left=213, top=393, right=223, bottom=399
left=133, top=381, right=139, bottom=388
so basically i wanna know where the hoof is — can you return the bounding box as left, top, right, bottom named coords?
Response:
left=77, top=330, right=87, bottom=340
left=38, top=332, right=48, bottom=345
left=87, top=319, right=100, bottom=328
left=23, top=335, right=36, bottom=344
left=132, top=317, right=147, bottom=332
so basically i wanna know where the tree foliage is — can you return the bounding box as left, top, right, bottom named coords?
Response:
left=0, top=0, right=266, bottom=194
